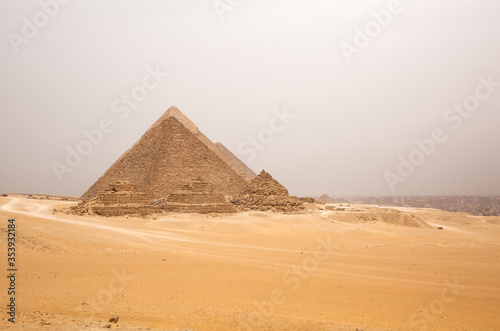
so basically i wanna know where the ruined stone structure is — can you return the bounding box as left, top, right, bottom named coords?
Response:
left=82, top=106, right=253, bottom=201
left=231, top=171, right=304, bottom=212
left=153, top=177, right=236, bottom=214
left=72, top=181, right=160, bottom=216
left=97, top=181, right=150, bottom=205
left=73, top=178, right=236, bottom=216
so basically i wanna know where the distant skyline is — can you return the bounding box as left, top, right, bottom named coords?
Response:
left=1, top=0, right=500, bottom=198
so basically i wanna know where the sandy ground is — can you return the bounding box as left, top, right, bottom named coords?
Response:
left=0, top=197, right=499, bottom=330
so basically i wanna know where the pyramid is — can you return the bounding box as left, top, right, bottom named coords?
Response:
left=153, top=177, right=237, bottom=214
left=231, top=170, right=304, bottom=212
left=148, top=106, right=256, bottom=181
left=72, top=181, right=160, bottom=217
left=317, top=194, right=334, bottom=204
left=82, top=106, right=253, bottom=201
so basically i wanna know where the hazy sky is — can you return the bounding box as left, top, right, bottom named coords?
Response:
left=1, top=0, right=499, bottom=198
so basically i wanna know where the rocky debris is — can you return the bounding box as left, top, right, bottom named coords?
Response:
left=69, top=198, right=99, bottom=216
left=151, top=198, right=168, bottom=206
left=109, top=315, right=119, bottom=323
left=299, top=197, right=317, bottom=203
left=325, top=206, right=345, bottom=211
left=231, top=170, right=304, bottom=213
left=102, top=322, right=111, bottom=328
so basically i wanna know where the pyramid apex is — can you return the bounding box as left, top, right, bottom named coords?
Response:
left=166, top=105, right=181, bottom=114
left=147, top=106, right=198, bottom=133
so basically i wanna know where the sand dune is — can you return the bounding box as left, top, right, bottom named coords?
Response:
left=1, top=197, right=499, bottom=330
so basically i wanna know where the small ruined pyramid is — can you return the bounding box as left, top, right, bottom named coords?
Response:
left=82, top=106, right=255, bottom=201
left=157, top=177, right=237, bottom=214
left=231, top=170, right=304, bottom=212
left=72, top=181, right=157, bottom=216
left=317, top=194, right=334, bottom=204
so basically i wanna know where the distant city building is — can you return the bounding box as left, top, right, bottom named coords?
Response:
left=332, top=196, right=499, bottom=216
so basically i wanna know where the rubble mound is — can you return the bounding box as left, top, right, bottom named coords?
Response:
left=231, top=171, right=304, bottom=212
left=299, top=197, right=317, bottom=203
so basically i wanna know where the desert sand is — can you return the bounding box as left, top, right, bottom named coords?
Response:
left=1, top=196, right=499, bottom=330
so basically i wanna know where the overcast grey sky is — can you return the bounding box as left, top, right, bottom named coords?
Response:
left=1, top=0, right=499, bottom=198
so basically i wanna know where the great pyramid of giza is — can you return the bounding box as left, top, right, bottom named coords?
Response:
left=147, top=106, right=256, bottom=182
left=82, top=106, right=254, bottom=201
